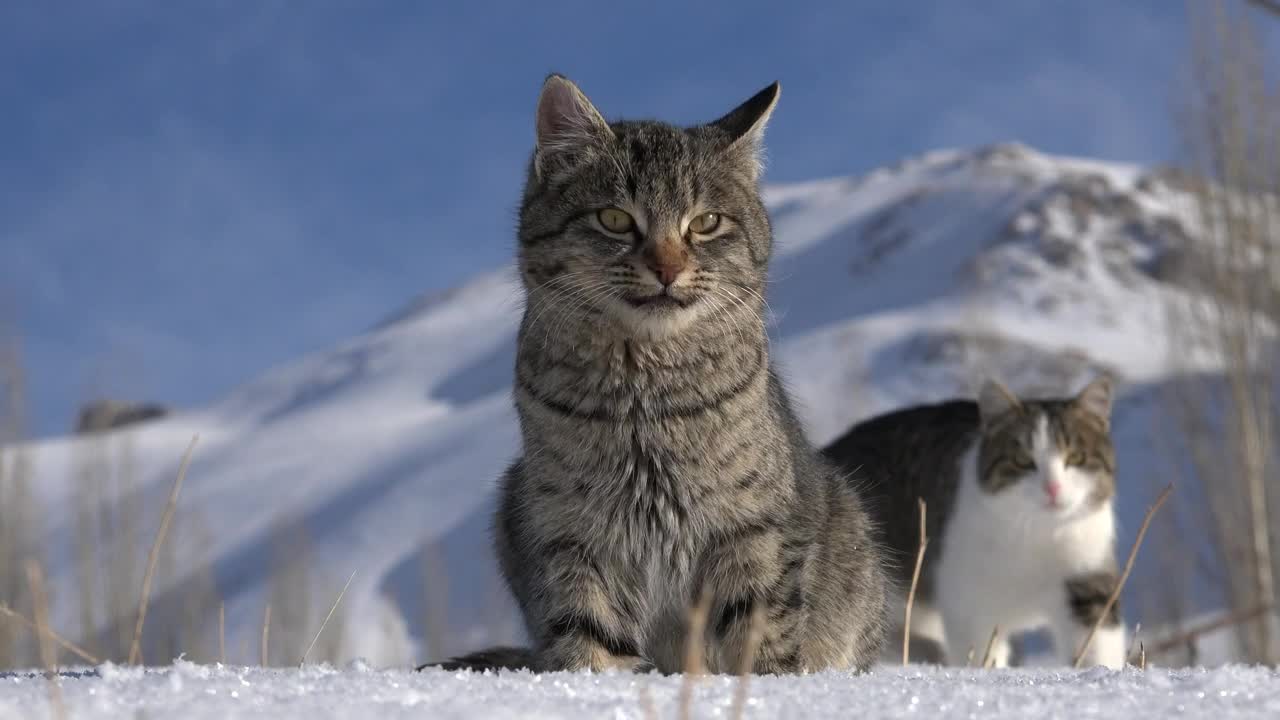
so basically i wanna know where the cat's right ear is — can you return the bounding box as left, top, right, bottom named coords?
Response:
left=977, top=379, right=1021, bottom=424
left=710, top=81, right=780, bottom=180
left=534, top=74, right=613, bottom=179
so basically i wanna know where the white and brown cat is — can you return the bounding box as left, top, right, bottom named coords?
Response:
left=823, top=376, right=1126, bottom=668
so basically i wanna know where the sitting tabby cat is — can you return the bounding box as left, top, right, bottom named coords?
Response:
left=822, top=376, right=1126, bottom=669
left=423, top=75, right=888, bottom=674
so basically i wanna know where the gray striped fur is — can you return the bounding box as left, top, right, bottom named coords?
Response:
left=431, top=75, right=888, bottom=675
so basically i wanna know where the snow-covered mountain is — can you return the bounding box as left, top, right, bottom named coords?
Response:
left=15, top=143, right=1221, bottom=668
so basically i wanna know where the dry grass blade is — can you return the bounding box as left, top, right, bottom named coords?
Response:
left=903, top=498, right=928, bottom=666
left=128, top=434, right=199, bottom=665
left=300, top=568, right=357, bottom=667
left=1139, top=642, right=1147, bottom=671
left=637, top=681, right=658, bottom=720
left=26, top=561, right=66, bottom=720
left=262, top=603, right=272, bottom=667
left=1126, top=622, right=1143, bottom=666
left=677, top=586, right=712, bottom=720
left=219, top=603, right=226, bottom=665
left=980, top=626, right=1001, bottom=669
left=965, top=646, right=976, bottom=667
left=729, top=604, right=767, bottom=720
left=1148, top=603, right=1271, bottom=655
left=1073, top=483, right=1173, bottom=668
left=0, top=603, right=100, bottom=665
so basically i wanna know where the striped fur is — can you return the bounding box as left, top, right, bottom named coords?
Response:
left=427, top=75, right=888, bottom=675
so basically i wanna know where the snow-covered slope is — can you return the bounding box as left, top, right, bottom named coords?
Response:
left=16, top=143, right=1219, bottom=668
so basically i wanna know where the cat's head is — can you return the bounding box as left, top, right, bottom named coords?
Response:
left=516, top=74, right=778, bottom=341
left=975, top=375, right=1116, bottom=521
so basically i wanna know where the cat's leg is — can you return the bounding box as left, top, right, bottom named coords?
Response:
left=497, top=484, right=649, bottom=672
left=1050, top=571, right=1126, bottom=669
left=939, top=601, right=1012, bottom=668
left=697, top=524, right=810, bottom=674
left=525, top=544, right=650, bottom=672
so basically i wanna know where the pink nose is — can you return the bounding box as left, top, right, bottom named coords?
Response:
left=1045, top=481, right=1062, bottom=501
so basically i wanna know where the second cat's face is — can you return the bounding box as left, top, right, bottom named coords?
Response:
left=976, top=378, right=1116, bottom=522
left=517, top=77, right=778, bottom=341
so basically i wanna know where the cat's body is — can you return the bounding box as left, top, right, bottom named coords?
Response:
left=822, top=378, right=1126, bottom=668
left=425, top=76, right=888, bottom=674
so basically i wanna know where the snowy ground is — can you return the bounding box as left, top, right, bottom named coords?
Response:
left=1, top=663, right=1278, bottom=720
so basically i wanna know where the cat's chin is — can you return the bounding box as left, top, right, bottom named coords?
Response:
left=611, top=298, right=705, bottom=341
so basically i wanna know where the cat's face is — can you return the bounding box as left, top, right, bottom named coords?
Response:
left=517, top=75, right=778, bottom=341
left=975, top=376, right=1116, bottom=522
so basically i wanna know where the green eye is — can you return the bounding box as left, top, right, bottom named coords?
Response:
left=597, top=208, right=635, bottom=234
left=1065, top=451, right=1087, bottom=467
left=689, top=212, right=721, bottom=234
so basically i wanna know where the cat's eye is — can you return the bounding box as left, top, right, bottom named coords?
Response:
left=1011, top=457, right=1037, bottom=472
left=597, top=208, right=635, bottom=234
left=1065, top=451, right=1087, bottom=467
left=689, top=212, right=721, bottom=235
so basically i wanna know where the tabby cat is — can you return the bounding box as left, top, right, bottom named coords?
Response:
left=822, top=376, right=1126, bottom=668
left=423, top=75, right=888, bottom=674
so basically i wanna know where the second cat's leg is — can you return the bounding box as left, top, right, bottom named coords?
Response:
left=1051, top=571, right=1126, bottom=669
left=939, top=601, right=1012, bottom=668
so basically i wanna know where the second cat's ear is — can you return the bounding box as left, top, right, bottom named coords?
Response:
left=534, top=74, right=613, bottom=178
left=977, top=379, right=1021, bottom=424
left=1075, top=374, right=1114, bottom=423
left=709, top=81, right=780, bottom=178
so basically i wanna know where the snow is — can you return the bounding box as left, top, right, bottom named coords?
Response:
left=8, top=142, right=1237, bottom=669
left=2, top=663, right=1279, bottom=720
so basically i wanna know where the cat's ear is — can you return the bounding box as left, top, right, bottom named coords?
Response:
left=534, top=74, right=613, bottom=178
left=710, top=81, right=780, bottom=177
left=1074, top=374, right=1114, bottom=424
left=977, top=379, right=1021, bottom=424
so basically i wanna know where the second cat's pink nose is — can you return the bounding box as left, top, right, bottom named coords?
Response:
left=1045, top=481, right=1062, bottom=501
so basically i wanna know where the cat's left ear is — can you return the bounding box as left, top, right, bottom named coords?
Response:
left=1075, top=374, right=1114, bottom=424
left=710, top=81, right=780, bottom=178
left=977, top=378, right=1021, bottom=425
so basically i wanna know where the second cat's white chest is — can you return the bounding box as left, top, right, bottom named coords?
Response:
left=934, top=448, right=1117, bottom=625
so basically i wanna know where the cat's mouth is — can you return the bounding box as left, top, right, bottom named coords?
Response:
left=623, top=293, right=695, bottom=310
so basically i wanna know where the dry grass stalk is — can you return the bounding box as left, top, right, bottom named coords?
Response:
left=219, top=603, right=226, bottom=664
left=127, top=434, right=199, bottom=665
left=902, top=498, right=928, bottom=666
left=1139, top=642, right=1147, bottom=671
left=729, top=604, right=767, bottom=720
left=1169, top=0, right=1280, bottom=663
left=1073, top=483, right=1173, bottom=668
left=980, top=626, right=1001, bottom=669
left=299, top=568, right=357, bottom=666
left=676, top=586, right=712, bottom=720
left=637, top=682, right=658, bottom=720
left=262, top=603, right=272, bottom=667
left=25, top=561, right=66, bottom=720
left=1126, top=622, right=1143, bottom=667
left=965, top=646, right=976, bottom=667
left=0, top=603, right=101, bottom=665
left=1149, top=603, right=1271, bottom=655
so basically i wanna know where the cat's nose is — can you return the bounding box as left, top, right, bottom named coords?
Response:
left=644, top=239, right=689, bottom=287
left=1045, top=481, right=1062, bottom=501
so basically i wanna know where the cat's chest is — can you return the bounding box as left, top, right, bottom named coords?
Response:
left=937, top=474, right=1116, bottom=589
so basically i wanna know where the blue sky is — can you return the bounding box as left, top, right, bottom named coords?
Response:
left=3, top=1, right=1190, bottom=436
